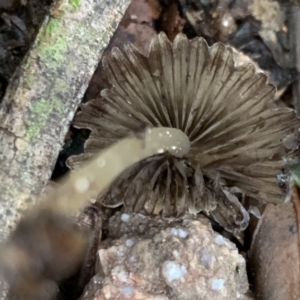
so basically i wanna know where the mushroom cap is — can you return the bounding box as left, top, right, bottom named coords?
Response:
left=68, top=33, right=300, bottom=231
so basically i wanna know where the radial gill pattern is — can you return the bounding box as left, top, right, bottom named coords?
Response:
left=68, top=33, right=300, bottom=232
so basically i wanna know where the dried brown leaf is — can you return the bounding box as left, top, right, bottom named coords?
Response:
left=84, top=0, right=161, bottom=101
left=160, top=1, right=185, bottom=41
left=250, top=202, right=300, bottom=300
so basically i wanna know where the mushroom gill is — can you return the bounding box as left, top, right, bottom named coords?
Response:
left=67, top=33, right=300, bottom=232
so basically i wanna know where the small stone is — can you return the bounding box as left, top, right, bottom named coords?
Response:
left=121, top=214, right=130, bottom=222
left=162, top=261, right=187, bottom=282
left=215, top=234, right=225, bottom=245
left=81, top=214, right=248, bottom=300
left=211, top=278, right=225, bottom=291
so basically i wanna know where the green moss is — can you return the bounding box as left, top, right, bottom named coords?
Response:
left=32, top=97, right=63, bottom=115
left=45, top=18, right=61, bottom=37
left=25, top=98, right=64, bottom=141
left=25, top=123, right=41, bottom=141
left=23, top=0, right=90, bottom=141
left=21, top=58, right=36, bottom=89
left=37, top=18, right=69, bottom=64
left=69, top=0, right=81, bottom=9
left=56, top=79, right=69, bottom=92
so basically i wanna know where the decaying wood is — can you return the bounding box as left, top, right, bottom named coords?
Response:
left=0, top=0, right=130, bottom=243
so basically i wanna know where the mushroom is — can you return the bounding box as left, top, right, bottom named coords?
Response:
left=67, top=32, right=300, bottom=232
left=1, top=32, right=300, bottom=299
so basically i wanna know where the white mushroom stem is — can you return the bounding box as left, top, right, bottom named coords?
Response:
left=0, top=127, right=190, bottom=297
left=45, top=127, right=190, bottom=216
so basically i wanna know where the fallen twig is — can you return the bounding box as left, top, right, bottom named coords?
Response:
left=0, top=0, right=130, bottom=243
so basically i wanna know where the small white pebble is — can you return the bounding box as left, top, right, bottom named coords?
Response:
left=172, top=250, right=180, bottom=259
left=211, top=279, right=225, bottom=291
left=215, top=235, right=225, bottom=245
left=75, top=177, right=90, bottom=193
left=126, top=239, right=135, bottom=247
left=121, top=213, right=131, bottom=222
left=157, top=148, right=164, bottom=154
left=177, top=228, right=188, bottom=238
left=112, top=268, right=128, bottom=283
left=122, top=286, right=134, bottom=296
left=166, top=131, right=170, bottom=135
left=171, top=227, right=188, bottom=238
left=162, top=261, right=187, bottom=282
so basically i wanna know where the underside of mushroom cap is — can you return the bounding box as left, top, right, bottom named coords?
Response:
left=68, top=33, right=300, bottom=232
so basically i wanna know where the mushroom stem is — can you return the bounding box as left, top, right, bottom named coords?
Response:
left=0, top=127, right=190, bottom=297
left=46, top=127, right=190, bottom=216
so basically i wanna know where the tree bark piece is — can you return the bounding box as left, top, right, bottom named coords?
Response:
left=0, top=0, right=130, bottom=243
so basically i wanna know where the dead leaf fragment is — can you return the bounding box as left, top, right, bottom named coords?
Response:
left=160, top=1, right=185, bottom=41
left=84, top=0, right=161, bottom=101
left=250, top=202, right=300, bottom=300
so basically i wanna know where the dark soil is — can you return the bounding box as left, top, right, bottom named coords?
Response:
left=0, top=0, right=52, bottom=99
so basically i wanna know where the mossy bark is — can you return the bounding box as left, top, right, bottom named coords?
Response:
left=0, top=0, right=130, bottom=243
